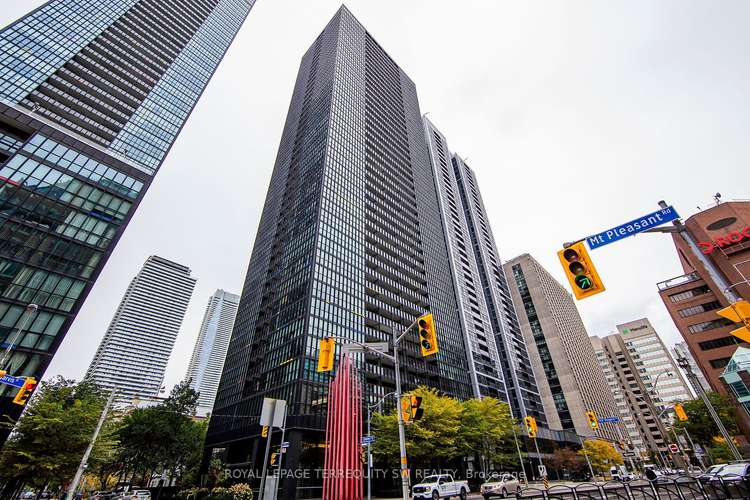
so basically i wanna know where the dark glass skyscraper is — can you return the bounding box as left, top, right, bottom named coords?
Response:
left=206, top=7, right=474, bottom=497
left=0, top=0, right=253, bottom=426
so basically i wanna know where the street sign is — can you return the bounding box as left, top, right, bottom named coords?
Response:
left=281, top=441, right=290, bottom=449
left=586, top=206, right=680, bottom=250
left=622, top=452, right=637, bottom=458
left=0, top=374, right=26, bottom=388
left=342, top=342, right=389, bottom=355
left=598, top=416, right=620, bottom=424
left=361, top=435, right=375, bottom=445
left=538, top=465, right=547, bottom=477
left=669, top=443, right=680, bottom=453
left=260, top=398, right=287, bottom=428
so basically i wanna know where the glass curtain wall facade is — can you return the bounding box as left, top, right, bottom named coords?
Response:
left=0, top=0, right=253, bottom=429
left=206, top=7, right=473, bottom=498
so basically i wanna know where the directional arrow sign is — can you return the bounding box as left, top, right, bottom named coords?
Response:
left=575, top=276, right=593, bottom=290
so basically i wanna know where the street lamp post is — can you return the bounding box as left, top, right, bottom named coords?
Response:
left=675, top=355, right=742, bottom=460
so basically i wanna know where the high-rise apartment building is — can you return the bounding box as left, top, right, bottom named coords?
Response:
left=422, top=118, right=545, bottom=422
left=206, top=9, right=477, bottom=496
left=657, top=201, right=750, bottom=396
left=591, top=334, right=669, bottom=463
left=86, top=255, right=196, bottom=404
left=673, top=341, right=711, bottom=394
left=504, top=254, right=622, bottom=442
left=0, top=0, right=253, bottom=423
left=616, top=319, right=692, bottom=408
left=185, top=289, right=239, bottom=416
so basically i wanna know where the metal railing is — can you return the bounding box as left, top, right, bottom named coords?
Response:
left=515, top=475, right=750, bottom=499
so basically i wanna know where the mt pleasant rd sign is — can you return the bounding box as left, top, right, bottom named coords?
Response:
left=586, top=206, right=680, bottom=250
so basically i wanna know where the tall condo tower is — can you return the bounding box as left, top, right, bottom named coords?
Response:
left=86, top=255, right=196, bottom=404
left=505, top=254, right=624, bottom=442
left=423, top=118, right=546, bottom=422
left=206, top=8, right=475, bottom=496
left=185, top=289, right=239, bottom=416
left=0, top=0, right=254, bottom=423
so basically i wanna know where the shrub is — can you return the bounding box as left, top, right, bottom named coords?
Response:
left=228, top=483, right=253, bottom=500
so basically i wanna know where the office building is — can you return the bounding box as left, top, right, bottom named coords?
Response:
left=85, top=255, right=196, bottom=404
left=504, top=254, right=622, bottom=443
left=616, top=318, right=692, bottom=408
left=657, top=201, right=750, bottom=397
left=0, top=0, right=253, bottom=425
left=422, top=118, right=546, bottom=422
left=206, top=8, right=478, bottom=496
left=591, top=334, right=669, bottom=463
left=673, top=341, right=711, bottom=394
left=721, top=347, right=750, bottom=419
left=185, top=289, right=239, bottom=416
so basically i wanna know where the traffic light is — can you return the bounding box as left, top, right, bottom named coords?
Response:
left=674, top=403, right=688, bottom=422
left=401, top=395, right=412, bottom=423
left=524, top=416, right=537, bottom=438
left=716, top=300, right=750, bottom=343
left=317, top=337, right=336, bottom=372
left=360, top=445, right=367, bottom=464
left=618, top=439, right=626, bottom=450
left=411, top=395, right=424, bottom=421
left=261, top=425, right=269, bottom=438
left=270, top=453, right=278, bottom=466
left=586, top=410, right=599, bottom=430
left=0, top=370, right=6, bottom=379
left=417, top=313, right=438, bottom=356
left=557, top=242, right=605, bottom=300
left=12, top=377, right=36, bottom=406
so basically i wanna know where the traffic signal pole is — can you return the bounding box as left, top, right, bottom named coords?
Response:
left=66, top=388, right=116, bottom=500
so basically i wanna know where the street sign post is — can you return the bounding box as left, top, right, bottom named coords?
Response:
left=622, top=452, right=637, bottom=458
left=341, top=342, right=389, bottom=355
left=361, top=435, right=375, bottom=445
left=669, top=443, right=680, bottom=454
left=586, top=206, right=680, bottom=250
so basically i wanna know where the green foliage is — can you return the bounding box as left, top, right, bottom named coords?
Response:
left=371, top=388, right=520, bottom=470
left=458, top=397, right=519, bottom=472
left=372, top=386, right=462, bottom=465
left=0, top=376, right=112, bottom=490
left=578, top=439, right=622, bottom=473
left=116, top=381, right=204, bottom=487
left=672, top=393, right=739, bottom=446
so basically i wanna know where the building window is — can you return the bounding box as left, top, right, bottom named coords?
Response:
left=730, top=381, right=750, bottom=398
left=688, top=318, right=735, bottom=334
left=678, top=300, right=722, bottom=318
left=669, top=285, right=710, bottom=303
left=710, top=358, right=731, bottom=369
left=698, top=336, right=739, bottom=351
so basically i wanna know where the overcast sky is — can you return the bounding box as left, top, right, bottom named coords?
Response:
left=2, top=1, right=748, bottom=393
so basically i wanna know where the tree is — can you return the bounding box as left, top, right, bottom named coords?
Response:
left=458, top=397, right=518, bottom=473
left=548, top=448, right=585, bottom=477
left=578, top=439, right=622, bottom=473
left=672, top=393, right=739, bottom=447
left=116, top=381, right=204, bottom=487
left=371, top=386, right=463, bottom=466
left=0, top=377, right=113, bottom=491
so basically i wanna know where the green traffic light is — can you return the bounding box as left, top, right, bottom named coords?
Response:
left=575, top=275, right=593, bottom=289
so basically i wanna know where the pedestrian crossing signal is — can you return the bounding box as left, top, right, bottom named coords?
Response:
left=558, top=242, right=605, bottom=300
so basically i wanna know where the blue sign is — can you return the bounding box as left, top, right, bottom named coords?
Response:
left=587, top=206, right=680, bottom=250
left=0, top=374, right=25, bottom=388
left=361, top=435, right=375, bottom=445
left=598, top=416, right=621, bottom=424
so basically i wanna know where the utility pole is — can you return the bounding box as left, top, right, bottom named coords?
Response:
left=66, top=389, right=117, bottom=500
left=393, top=326, right=410, bottom=500
left=675, top=356, right=742, bottom=460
